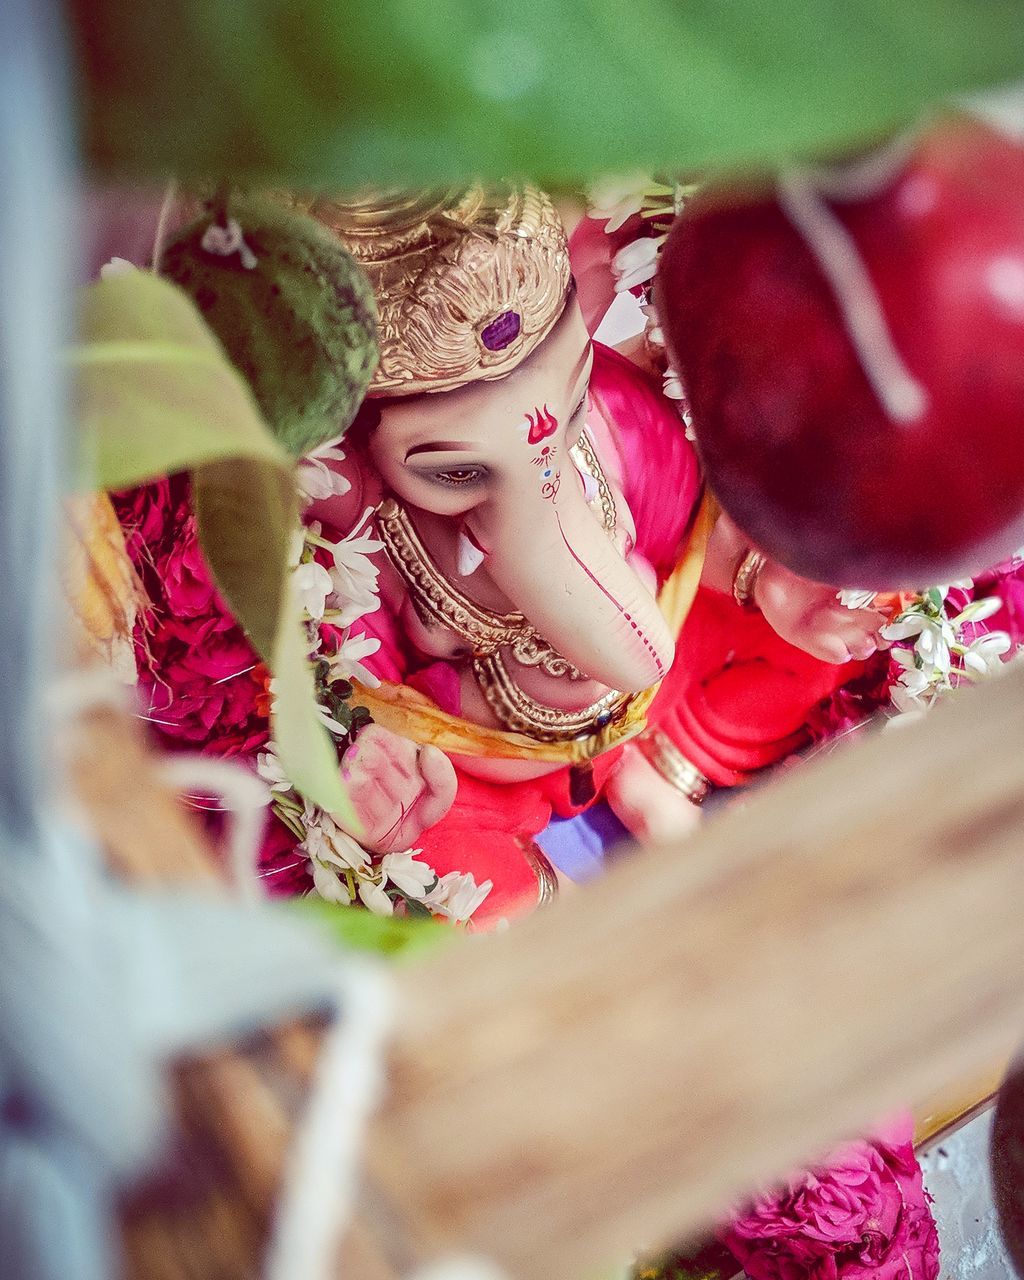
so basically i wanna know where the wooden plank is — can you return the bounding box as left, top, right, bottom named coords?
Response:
left=372, top=666, right=1024, bottom=1278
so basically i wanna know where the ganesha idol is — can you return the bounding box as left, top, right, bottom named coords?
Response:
left=273, top=184, right=888, bottom=926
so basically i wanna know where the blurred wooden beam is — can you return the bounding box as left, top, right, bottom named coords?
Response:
left=372, top=666, right=1024, bottom=1278
left=72, top=668, right=1024, bottom=1279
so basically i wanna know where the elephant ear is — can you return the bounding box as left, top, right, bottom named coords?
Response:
left=73, top=268, right=359, bottom=828
left=160, top=195, right=379, bottom=458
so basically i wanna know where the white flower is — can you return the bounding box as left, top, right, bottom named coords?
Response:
left=640, top=300, right=665, bottom=348
left=662, top=366, right=685, bottom=400
left=916, top=621, right=952, bottom=675
left=891, top=664, right=931, bottom=711
left=951, top=595, right=1004, bottom=625
left=838, top=589, right=877, bottom=610
left=357, top=876, right=394, bottom=917
left=293, top=558, right=334, bottom=621
left=99, top=256, right=136, bottom=279
left=301, top=808, right=369, bottom=872
left=881, top=613, right=953, bottom=678
left=328, top=629, right=382, bottom=689
left=380, top=849, right=436, bottom=899
left=424, top=870, right=493, bottom=923
left=310, top=856, right=350, bottom=904
left=612, top=235, right=665, bottom=292
left=255, top=750, right=292, bottom=792
left=301, top=805, right=370, bottom=904
left=315, top=701, right=351, bottom=737
left=587, top=172, right=652, bottom=232
left=880, top=614, right=927, bottom=643
left=326, top=507, right=385, bottom=624
left=962, top=630, right=1012, bottom=676
left=297, top=443, right=352, bottom=503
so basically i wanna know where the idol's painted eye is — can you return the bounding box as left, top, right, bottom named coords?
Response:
left=428, top=466, right=486, bottom=488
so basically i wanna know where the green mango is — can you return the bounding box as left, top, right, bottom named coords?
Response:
left=162, top=195, right=378, bottom=458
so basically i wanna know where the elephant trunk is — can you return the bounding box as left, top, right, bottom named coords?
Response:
left=476, top=480, right=674, bottom=693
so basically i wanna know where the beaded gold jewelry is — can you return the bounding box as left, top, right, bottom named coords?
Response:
left=473, top=651, right=635, bottom=743
left=732, top=548, right=767, bottom=609
left=637, top=729, right=713, bottom=806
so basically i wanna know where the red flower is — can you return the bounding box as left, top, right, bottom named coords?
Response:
left=113, top=476, right=268, bottom=758
left=719, top=1114, right=939, bottom=1280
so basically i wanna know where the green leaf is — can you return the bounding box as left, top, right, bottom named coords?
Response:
left=193, top=457, right=296, bottom=660
left=73, top=0, right=1024, bottom=187
left=73, top=270, right=356, bottom=825
left=272, top=590, right=359, bottom=827
left=72, top=271, right=287, bottom=487
left=289, top=896, right=450, bottom=960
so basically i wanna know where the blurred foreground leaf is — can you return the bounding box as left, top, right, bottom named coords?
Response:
left=291, top=896, right=449, bottom=960
left=72, top=271, right=356, bottom=826
left=70, top=0, right=1024, bottom=187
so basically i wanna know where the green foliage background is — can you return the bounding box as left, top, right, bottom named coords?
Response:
left=71, top=0, right=1024, bottom=187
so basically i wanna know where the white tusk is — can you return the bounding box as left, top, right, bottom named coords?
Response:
left=578, top=467, right=600, bottom=504
left=457, top=527, right=486, bottom=577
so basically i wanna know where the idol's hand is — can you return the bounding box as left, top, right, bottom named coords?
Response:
left=605, top=744, right=703, bottom=845
left=754, top=560, right=887, bottom=664
left=341, top=724, right=457, bottom=853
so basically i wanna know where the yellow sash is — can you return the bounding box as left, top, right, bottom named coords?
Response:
left=350, top=493, right=717, bottom=765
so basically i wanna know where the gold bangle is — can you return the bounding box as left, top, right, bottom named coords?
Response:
left=637, top=729, right=712, bottom=806
left=732, top=548, right=767, bottom=609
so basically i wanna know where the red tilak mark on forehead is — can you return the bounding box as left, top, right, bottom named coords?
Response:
left=526, top=404, right=558, bottom=444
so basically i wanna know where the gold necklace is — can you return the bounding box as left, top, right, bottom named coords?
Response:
left=473, top=650, right=635, bottom=743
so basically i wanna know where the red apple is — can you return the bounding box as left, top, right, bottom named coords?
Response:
left=658, top=117, right=1024, bottom=588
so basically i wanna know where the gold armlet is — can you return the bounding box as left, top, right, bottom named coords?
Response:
left=637, top=730, right=712, bottom=806
left=732, top=548, right=767, bottom=610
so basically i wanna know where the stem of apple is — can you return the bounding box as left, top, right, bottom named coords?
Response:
left=777, top=170, right=929, bottom=426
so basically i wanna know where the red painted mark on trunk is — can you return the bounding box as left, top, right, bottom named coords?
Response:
left=555, top=513, right=665, bottom=678
left=526, top=404, right=558, bottom=444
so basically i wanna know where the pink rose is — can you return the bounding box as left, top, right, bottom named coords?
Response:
left=719, top=1114, right=939, bottom=1280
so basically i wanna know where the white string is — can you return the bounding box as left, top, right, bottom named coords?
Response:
left=158, top=754, right=269, bottom=903
left=150, top=177, right=178, bottom=276
left=777, top=171, right=929, bottom=425
left=959, top=81, right=1024, bottom=143
left=264, top=959, right=397, bottom=1280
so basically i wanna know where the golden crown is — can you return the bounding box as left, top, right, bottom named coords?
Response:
left=307, top=185, right=571, bottom=397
